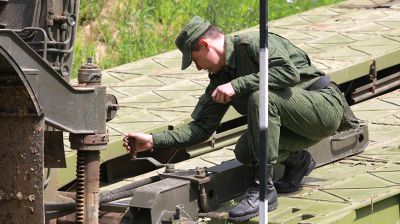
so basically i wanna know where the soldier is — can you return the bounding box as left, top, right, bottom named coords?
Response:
left=123, top=16, right=354, bottom=222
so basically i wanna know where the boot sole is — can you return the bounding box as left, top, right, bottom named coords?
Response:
left=229, top=201, right=278, bottom=223
left=229, top=211, right=259, bottom=223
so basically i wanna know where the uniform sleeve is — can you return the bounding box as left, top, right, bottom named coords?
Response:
left=152, top=93, right=229, bottom=149
left=231, top=34, right=301, bottom=92
left=231, top=37, right=260, bottom=96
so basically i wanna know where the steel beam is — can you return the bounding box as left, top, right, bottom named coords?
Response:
left=0, top=31, right=107, bottom=134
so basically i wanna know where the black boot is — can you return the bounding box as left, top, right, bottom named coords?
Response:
left=229, top=165, right=278, bottom=222
left=274, top=150, right=315, bottom=193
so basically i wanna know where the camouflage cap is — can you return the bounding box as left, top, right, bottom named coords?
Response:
left=175, top=16, right=211, bottom=70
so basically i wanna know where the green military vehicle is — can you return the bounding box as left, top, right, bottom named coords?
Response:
left=0, top=0, right=399, bottom=223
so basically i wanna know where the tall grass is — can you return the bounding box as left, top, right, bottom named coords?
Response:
left=72, top=0, right=343, bottom=78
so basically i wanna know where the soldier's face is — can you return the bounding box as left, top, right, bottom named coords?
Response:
left=191, top=40, right=224, bottom=73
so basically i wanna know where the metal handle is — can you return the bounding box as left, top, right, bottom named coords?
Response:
left=128, top=138, right=169, bottom=168
left=132, top=156, right=169, bottom=168
left=331, top=129, right=363, bottom=141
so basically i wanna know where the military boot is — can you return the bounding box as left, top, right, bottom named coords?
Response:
left=274, top=150, right=315, bottom=193
left=229, top=165, right=278, bottom=222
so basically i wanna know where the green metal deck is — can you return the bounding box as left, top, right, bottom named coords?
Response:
left=268, top=89, right=400, bottom=224
left=55, top=0, right=400, bottom=189
left=51, top=1, right=400, bottom=222
left=101, top=89, right=399, bottom=224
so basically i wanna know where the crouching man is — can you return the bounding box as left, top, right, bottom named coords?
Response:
left=123, top=16, right=356, bottom=222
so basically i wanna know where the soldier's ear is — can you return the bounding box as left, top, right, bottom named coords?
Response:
left=199, top=39, right=210, bottom=50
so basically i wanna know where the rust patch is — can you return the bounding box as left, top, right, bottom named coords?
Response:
left=0, top=86, right=38, bottom=116
left=0, top=115, right=44, bottom=223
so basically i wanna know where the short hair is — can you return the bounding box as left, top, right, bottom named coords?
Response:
left=191, top=25, right=223, bottom=51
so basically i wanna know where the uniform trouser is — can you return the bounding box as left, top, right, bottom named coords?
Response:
left=234, top=85, right=344, bottom=166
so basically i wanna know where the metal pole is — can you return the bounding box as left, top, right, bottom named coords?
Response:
left=259, top=0, right=269, bottom=223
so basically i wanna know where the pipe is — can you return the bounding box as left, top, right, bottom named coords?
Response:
left=259, top=0, right=268, bottom=223
left=12, top=27, right=48, bottom=58
left=43, top=175, right=161, bottom=220
left=32, top=0, right=41, bottom=27
left=46, top=0, right=56, bottom=42
left=352, top=73, right=400, bottom=103
left=45, top=202, right=76, bottom=212
left=199, top=185, right=209, bottom=212
left=45, top=210, right=74, bottom=221
left=43, top=168, right=52, bottom=189
left=187, top=125, right=246, bottom=157
left=105, top=175, right=161, bottom=195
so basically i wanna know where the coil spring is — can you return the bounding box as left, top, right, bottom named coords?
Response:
left=75, top=150, right=86, bottom=223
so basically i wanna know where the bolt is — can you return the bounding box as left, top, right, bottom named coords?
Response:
left=87, top=58, right=93, bottom=64
left=195, top=167, right=207, bottom=179
left=15, top=105, right=22, bottom=114
left=174, top=204, right=183, bottom=220
left=165, top=164, right=175, bottom=173
left=61, top=23, right=68, bottom=30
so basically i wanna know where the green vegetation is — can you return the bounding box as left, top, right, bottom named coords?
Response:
left=73, top=0, right=343, bottom=78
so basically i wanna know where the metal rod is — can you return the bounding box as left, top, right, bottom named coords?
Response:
left=352, top=73, right=400, bottom=103
left=13, top=27, right=49, bottom=58
left=84, top=150, right=100, bottom=224
left=259, top=0, right=269, bottom=223
left=188, top=126, right=246, bottom=157
left=101, top=175, right=161, bottom=201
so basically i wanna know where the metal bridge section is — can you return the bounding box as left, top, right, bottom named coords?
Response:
left=266, top=89, right=400, bottom=224
left=28, top=0, right=399, bottom=223
left=151, top=89, right=398, bottom=224
left=57, top=0, right=400, bottom=187
left=268, top=0, right=400, bottom=103
left=57, top=52, right=247, bottom=188
left=0, top=0, right=392, bottom=223
left=98, top=89, right=399, bottom=224
left=42, top=0, right=398, bottom=223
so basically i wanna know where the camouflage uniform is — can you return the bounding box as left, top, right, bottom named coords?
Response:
left=153, top=32, right=344, bottom=165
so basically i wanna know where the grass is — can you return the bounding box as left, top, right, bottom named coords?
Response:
left=72, top=0, right=343, bottom=78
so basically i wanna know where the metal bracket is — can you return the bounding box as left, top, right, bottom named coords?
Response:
left=69, top=133, right=109, bottom=151
left=106, top=94, right=119, bottom=122
left=70, top=133, right=109, bottom=145
left=369, top=60, right=377, bottom=94
left=159, top=167, right=211, bottom=185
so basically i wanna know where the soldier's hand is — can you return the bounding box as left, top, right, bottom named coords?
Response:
left=123, top=132, right=154, bottom=154
left=212, top=82, right=236, bottom=104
